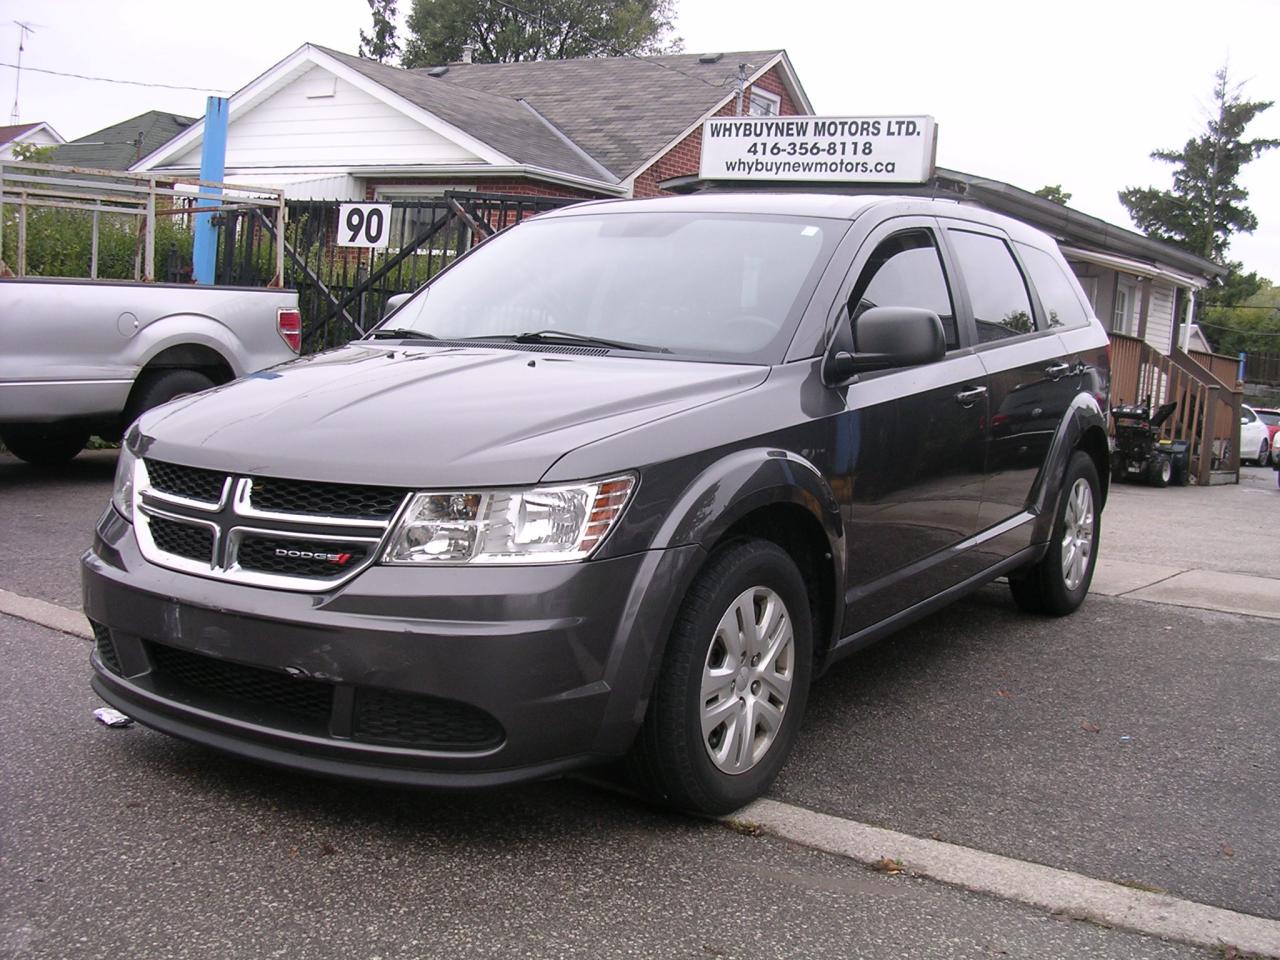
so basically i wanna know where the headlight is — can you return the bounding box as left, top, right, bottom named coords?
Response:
left=111, top=443, right=138, bottom=522
left=383, top=475, right=634, bottom=565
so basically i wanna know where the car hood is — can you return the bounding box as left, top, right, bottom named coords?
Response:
left=138, top=343, right=769, bottom=486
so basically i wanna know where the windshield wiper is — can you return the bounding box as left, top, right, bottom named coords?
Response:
left=367, top=328, right=438, bottom=341
left=508, top=330, right=669, bottom=353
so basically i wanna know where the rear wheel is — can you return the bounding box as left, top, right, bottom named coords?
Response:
left=1258, top=440, right=1270, bottom=467
left=124, top=369, right=216, bottom=426
left=0, top=424, right=91, bottom=466
left=629, top=539, right=812, bottom=815
left=1010, top=450, right=1100, bottom=616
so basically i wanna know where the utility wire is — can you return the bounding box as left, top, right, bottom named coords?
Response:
left=0, top=60, right=232, bottom=94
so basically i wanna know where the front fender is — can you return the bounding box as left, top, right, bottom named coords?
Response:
left=650, top=447, right=843, bottom=560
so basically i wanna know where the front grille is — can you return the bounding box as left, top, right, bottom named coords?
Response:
left=146, top=460, right=226, bottom=503
left=91, top=621, right=122, bottom=675
left=236, top=536, right=370, bottom=578
left=149, top=516, right=214, bottom=563
left=353, top=689, right=504, bottom=749
left=249, top=477, right=406, bottom=521
left=148, top=642, right=333, bottom=723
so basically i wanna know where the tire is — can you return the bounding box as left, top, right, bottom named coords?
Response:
left=1110, top=457, right=1127, bottom=484
left=1009, top=450, right=1101, bottom=617
left=0, top=424, right=90, bottom=466
left=1258, top=441, right=1270, bottom=468
left=1146, top=454, right=1171, bottom=487
left=628, top=539, right=813, bottom=815
left=124, top=369, right=216, bottom=426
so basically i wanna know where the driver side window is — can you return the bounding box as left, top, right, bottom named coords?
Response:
left=849, top=230, right=958, bottom=349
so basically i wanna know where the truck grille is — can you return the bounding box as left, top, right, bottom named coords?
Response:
left=236, top=535, right=370, bottom=579
left=134, top=460, right=404, bottom=590
left=249, top=477, right=406, bottom=521
left=146, top=460, right=226, bottom=503
left=353, top=689, right=504, bottom=749
left=149, top=516, right=215, bottom=563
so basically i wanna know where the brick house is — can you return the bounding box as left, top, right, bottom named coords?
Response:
left=132, top=43, right=811, bottom=205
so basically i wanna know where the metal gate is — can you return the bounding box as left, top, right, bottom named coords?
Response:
left=206, top=191, right=575, bottom=352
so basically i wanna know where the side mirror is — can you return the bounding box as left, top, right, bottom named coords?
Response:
left=824, top=306, right=946, bottom=383
left=383, top=292, right=412, bottom=320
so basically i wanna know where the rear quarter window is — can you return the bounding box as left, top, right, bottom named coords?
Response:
left=1016, top=243, right=1093, bottom=331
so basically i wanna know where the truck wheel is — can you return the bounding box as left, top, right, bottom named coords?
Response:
left=1009, top=450, right=1100, bottom=616
left=0, top=424, right=91, bottom=466
left=629, top=539, right=812, bottom=815
left=125, top=369, right=216, bottom=426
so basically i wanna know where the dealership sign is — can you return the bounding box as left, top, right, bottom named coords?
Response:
left=699, top=115, right=937, bottom=184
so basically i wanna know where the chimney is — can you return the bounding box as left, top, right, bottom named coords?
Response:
left=460, top=43, right=475, bottom=64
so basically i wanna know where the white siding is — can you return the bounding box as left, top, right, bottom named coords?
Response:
left=1144, top=281, right=1176, bottom=355
left=168, top=65, right=481, bottom=169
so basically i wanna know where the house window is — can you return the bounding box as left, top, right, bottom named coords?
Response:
left=748, top=88, right=781, bottom=117
left=1113, top=279, right=1137, bottom=336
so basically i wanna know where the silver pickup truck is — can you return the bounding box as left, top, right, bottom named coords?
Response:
left=0, top=278, right=300, bottom=465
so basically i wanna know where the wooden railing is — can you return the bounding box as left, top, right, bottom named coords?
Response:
left=1188, top=349, right=1241, bottom=387
left=1109, top=333, right=1242, bottom=484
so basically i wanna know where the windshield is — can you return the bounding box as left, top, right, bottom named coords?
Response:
left=379, top=211, right=842, bottom=362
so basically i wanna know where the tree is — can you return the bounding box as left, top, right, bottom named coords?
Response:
left=1200, top=282, right=1280, bottom=356
left=1033, top=184, right=1071, bottom=205
left=1119, top=67, right=1278, bottom=303
left=400, top=0, right=680, bottom=67
left=359, top=0, right=402, bottom=63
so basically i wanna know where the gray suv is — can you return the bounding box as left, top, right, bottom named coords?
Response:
left=83, top=193, right=1111, bottom=814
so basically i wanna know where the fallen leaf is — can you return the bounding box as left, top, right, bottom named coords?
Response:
left=1081, top=722, right=1102, bottom=733
left=320, top=841, right=337, bottom=856
left=1221, top=843, right=1234, bottom=858
left=996, top=689, right=1014, bottom=699
left=870, top=856, right=905, bottom=875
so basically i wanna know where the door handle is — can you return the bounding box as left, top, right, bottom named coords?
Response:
left=954, top=386, right=987, bottom=407
left=1044, top=362, right=1071, bottom=380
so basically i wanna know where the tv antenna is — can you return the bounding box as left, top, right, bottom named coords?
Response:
left=10, top=20, right=37, bottom=124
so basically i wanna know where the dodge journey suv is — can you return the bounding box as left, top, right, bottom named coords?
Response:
left=84, top=193, right=1110, bottom=814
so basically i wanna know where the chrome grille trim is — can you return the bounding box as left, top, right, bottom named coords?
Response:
left=130, top=460, right=400, bottom=593
left=233, top=478, right=397, bottom=530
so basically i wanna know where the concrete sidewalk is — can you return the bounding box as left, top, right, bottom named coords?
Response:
left=1092, top=466, right=1280, bottom=619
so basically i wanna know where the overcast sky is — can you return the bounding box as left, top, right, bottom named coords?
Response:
left=4, top=0, right=1278, bottom=276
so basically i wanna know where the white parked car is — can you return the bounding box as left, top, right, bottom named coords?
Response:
left=1240, top=404, right=1271, bottom=466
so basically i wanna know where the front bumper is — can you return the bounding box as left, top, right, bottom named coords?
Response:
left=83, top=507, right=702, bottom=787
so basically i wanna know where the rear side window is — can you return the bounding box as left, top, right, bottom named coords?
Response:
left=948, top=230, right=1035, bottom=343
left=1017, top=243, right=1091, bottom=330
left=849, top=230, right=958, bottom=349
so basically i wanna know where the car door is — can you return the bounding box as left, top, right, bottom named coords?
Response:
left=939, top=222, right=1078, bottom=556
left=832, top=217, right=991, bottom=636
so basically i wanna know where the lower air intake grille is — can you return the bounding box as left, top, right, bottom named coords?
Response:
left=353, top=689, right=504, bottom=750
left=236, top=536, right=369, bottom=578
left=91, top=621, right=122, bottom=675
left=145, top=460, right=226, bottom=503
left=148, top=642, right=334, bottom=723
left=149, top=516, right=214, bottom=563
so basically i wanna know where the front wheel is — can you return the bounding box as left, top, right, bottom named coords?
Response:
left=1258, top=441, right=1270, bottom=467
left=1009, top=450, right=1101, bottom=616
left=629, top=539, right=813, bottom=815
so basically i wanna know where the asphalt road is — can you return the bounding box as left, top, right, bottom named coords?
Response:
left=0, top=614, right=1207, bottom=960
left=2, top=449, right=1277, bottom=957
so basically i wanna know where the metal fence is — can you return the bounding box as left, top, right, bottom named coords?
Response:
left=195, top=191, right=574, bottom=352
left=1244, top=352, right=1280, bottom=386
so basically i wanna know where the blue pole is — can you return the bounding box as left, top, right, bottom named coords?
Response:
left=192, top=96, right=229, bottom=285
left=1238, top=351, right=1247, bottom=383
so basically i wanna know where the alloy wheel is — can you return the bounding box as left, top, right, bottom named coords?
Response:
left=1060, top=477, right=1095, bottom=592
